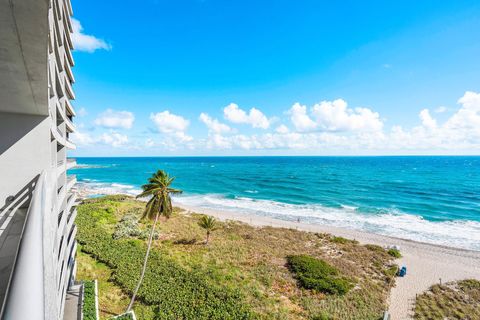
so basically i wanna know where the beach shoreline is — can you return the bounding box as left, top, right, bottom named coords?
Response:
left=173, top=202, right=480, bottom=319
left=76, top=188, right=480, bottom=319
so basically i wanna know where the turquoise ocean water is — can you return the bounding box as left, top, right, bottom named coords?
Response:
left=71, top=156, right=480, bottom=250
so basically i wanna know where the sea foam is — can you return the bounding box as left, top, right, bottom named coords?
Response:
left=175, top=194, right=480, bottom=251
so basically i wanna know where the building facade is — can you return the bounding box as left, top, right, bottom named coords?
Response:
left=0, top=0, right=77, bottom=318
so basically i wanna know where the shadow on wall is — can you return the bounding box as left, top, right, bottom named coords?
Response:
left=0, top=174, right=39, bottom=316
left=0, top=112, right=47, bottom=156
left=0, top=174, right=39, bottom=213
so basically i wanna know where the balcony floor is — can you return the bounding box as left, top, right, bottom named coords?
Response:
left=0, top=206, right=28, bottom=311
left=63, top=283, right=82, bottom=320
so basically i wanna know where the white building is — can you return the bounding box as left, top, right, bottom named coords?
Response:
left=0, top=0, right=78, bottom=318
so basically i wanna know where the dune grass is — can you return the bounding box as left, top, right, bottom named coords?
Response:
left=414, top=279, right=480, bottom=320
left=76, top=195, right=397, bottom=320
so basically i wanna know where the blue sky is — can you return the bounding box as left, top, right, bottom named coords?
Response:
left=70, top=0, right=480, bottom=156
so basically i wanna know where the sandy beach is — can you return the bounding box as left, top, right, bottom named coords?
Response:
left=174, top=202, right=480, bottom=320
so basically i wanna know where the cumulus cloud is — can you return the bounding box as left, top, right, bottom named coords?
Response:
left=288, top=100, right=383, bottom=133
left=288, top=103, right=317, bottom=132
left=70, top=130, right=94, bottom=145
left=71, top=130, right=128, bottom=148
left=419, top=109, right=437, bottom=130
left=435, top=106, right=448, bottom=113
left=311, top=99, right=383, bottom=132
left=199, top=113, right=233, bottom=134
left=77, top=92, right=480, bottom=154
left=200, top=91, right=480, bottom=154
left=275, top=124, right=290, bottom=134
left=223, top=103, right=271, bottom=129
left=77, top=107, right=88, bottom=117
left=150, top=111, right=192, bottom=142
left=72, top=18, right=111, bottom=53
left=94, top=109, right=135, bottom=129
left=99, top=132, right=128, bottom=147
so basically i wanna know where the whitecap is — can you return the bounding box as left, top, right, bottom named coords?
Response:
left=175, top=194, right=480, bottom=251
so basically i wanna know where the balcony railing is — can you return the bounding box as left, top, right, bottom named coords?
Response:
left=66, top=158, right=76, bottom=170
left=3, top=171, right=46, bottom=319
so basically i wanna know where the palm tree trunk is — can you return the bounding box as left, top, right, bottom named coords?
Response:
left=126, top=212, right=160, bottom=312
left=206, top=231, right=210, bottom=245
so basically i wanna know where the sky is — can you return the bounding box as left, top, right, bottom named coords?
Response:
left=70, top=0, right=480, bottom=156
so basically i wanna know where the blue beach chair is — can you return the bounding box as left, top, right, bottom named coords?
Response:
left=397, top=266, right=407, bottom=277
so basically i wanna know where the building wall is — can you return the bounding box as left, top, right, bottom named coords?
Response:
left=47, top=0, right=78, bottom=318
left=0, top=0, right=77, bottom=318
left=0, top=113, right=51, bottom=205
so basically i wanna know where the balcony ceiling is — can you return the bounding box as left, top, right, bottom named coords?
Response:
left=0, top=0, right=49, bottom=116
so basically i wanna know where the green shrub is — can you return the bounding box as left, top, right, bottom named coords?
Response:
left=76, top=201, right=254, bottom=319
left=286, top=255, right=354, bottom=295
left=458, top=279, right=480, bottom=290
left=331, top=236, right=358, bottom=245
left=83, top=281, right=97, bottom=320
left=364, top=244, right=385, bottom=253
left=387, top=248, right=402, bottom=258
left=113, top=214, right=159, bottom=240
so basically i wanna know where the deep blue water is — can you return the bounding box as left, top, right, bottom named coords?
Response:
left=71, top=156, right=480, bottom=250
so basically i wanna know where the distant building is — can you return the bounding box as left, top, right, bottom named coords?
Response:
left=0, top=0, right=78, bottom=318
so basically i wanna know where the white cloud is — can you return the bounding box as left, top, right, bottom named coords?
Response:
left=419, top=109, right=437, bottom=130
left=94, top=109, right=135, bottom=129
left=145, top=138, right=155, bottom=148
left=275, top=124, right=290, bottom=134
left=70, top=130, right=94, bottom=146
left=76, top=92, right=480, bottom=154
left=289, top=100, right=383, bottom=133
left=99, top=132, right=128, bottom=147
left=288, top=103, right=317, bottom=132
left=311, top=99, right=383, bottom=132
left=77, top=107, right=88, bottom=117
left=200, top=92, right=480, bottom=154
left=72, top=18, right=111, bottom=53
left=150, top=111, right=192, bottom=142
left=199, top=113, right=233, bottom=134
left=223, top=103, right=271, bottom=129
left=435, top=106, right=448, bottom=113
left=71, top=130, right=128, bottom=148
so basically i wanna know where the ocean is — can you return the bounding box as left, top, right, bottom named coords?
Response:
left=71, top=156, right=480, bottom=250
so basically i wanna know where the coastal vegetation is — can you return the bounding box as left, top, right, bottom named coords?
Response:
left=286, top=255, right=355, bottom=295
left=387, top=248, right=401, bottom=259
left=126, top=170, right=182, bottom=312
left=83, top=280, right=98, bottom=320
left=414, top=279, right=480, bottom=319
left=198, top=215, right=218, bottom=244
left=76, top=195, right=398, bottom=319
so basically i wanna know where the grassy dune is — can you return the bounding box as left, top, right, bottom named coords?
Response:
left=414, top=279, right=480, bottom=320
left=75, top=195, right=397, bottom=320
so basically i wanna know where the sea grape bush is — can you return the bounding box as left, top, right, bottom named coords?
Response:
left=387, top=248, right=402, bottom=258
left=76, top=201, right=254, bottom=319
left=286, top=255, right=355, bottom=295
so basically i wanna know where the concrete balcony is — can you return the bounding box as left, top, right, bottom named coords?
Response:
left=65, top=137, right=76, bottom=150
left=63, top=73, right=75, bottom=100
left=1, top=172, right=45, bottom=319
left=66, top=175, right=76, bottom=193
left=65, top=116, right=75, bottom=133
left=64, top=98, right=76, bottom=117
left=66, top=158, right=76, bottom=170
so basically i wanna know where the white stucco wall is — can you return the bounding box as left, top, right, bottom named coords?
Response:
left=0, top=112, right=51, bottom=206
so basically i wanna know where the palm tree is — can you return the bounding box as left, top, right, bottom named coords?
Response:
left=198, top=215, right=217, bottom=245
left=126, top=170, right=182, bottom=312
